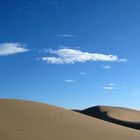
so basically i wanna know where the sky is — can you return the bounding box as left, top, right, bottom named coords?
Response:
left=0, top=0, right=140, bottom=110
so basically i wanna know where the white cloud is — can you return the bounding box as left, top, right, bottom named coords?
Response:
left=102, top=83, right=126, bottom=90
left=0, top=43, right=28, bottom=56
left=57, top=34, right=76, bottom=38
left=102, top=83, right=117, bottom=90
left=80, top=72, right=87, bottom=75
left=108, top=83, right=116, bottom=86
left=65, top=80, right=75, bottom=83
left=102, top=86, right=115, bottom=90
left=42, top=57, right=64, bottom=64
left=41, top=48, right=126, bottom=64
left=102, top=65, right=111, bottom=69
left=119, top=58, right=128, bottom=63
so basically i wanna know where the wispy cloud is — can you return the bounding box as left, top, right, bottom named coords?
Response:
left=108, top=83, right=116, bottom=86
left=41, top=48, right=126, bottom=64
left=102, top=86, right=115, bottom=90
left=80, top=72, right=87, bottom=75
left=102, top=65, right=111, bottom=69
left=102, top=83, right=117, bottom=90
left=119, top=58, right=128, bottom=63
left=57, top=34, right=76, bottom=38
left=65, top=80, right=75, bottom=83
left=0, top=43, right=28, bottom=56
left=102, top=83, right=126, bottom=90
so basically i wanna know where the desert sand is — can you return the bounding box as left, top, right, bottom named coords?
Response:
left=79, top=106, right=140, bottom=130
left=0, top=99, right=140, bottom=140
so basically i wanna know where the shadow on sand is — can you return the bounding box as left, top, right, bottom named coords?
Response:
left=73, top=106, right=140, bottom=130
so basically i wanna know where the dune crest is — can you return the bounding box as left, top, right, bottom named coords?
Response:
left=0, top=99, right=140, bottom=140
left=79, top=106, right=140, bottom=130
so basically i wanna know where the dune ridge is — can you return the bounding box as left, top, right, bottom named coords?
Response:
left=78, top=105, right=140, bottom=130
left=0, top=99, right=140, bottom=140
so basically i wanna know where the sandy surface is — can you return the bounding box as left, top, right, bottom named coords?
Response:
left=97, top=106, right=140, bottom=122
left=0, top=99, right=140, bottom=140
left=80, top=106, right=140, bottom=129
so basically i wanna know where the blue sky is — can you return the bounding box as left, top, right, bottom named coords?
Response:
left=0, top=0, right=140, bottom=110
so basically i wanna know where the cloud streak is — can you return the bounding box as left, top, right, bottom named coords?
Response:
left=102, top=83, right=117, bottom=90
left=102, top=86, right=115, bottom=90
left=80, top=72, right=87, bottom=75
left=102, top=83, right=126, bottom=90
left=0, top=43, right=28, bottom=56
left=102, top=65, right=111, bottom=69
left=41, top=48, right=127, bottom=64
left=65, top=80, right=75, bottom=83
left=57, top=34, right=76, bottom=38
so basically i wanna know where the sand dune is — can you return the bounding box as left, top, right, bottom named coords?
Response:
left=0, top=99, right=140, bottom=140
left=79, top=106, right=140, bottom=130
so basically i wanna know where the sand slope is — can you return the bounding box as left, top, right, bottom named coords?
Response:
left=80, top=106, right=140, bottom=130
left=0, top=99, right=140, bottom=140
